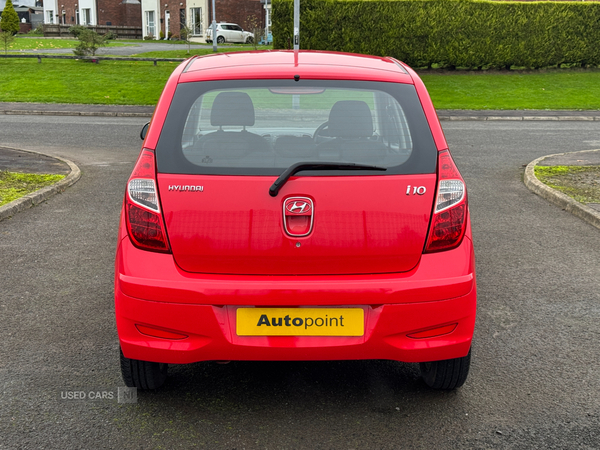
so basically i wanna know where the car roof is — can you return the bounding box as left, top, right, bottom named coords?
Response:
left=179, top=50, right=415, bottom=84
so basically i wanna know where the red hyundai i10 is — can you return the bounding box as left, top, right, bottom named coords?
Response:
left=115, top=51, right=476, bottom=390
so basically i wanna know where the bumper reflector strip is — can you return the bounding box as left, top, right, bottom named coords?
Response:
left=407, top=323, right=457, bottom=339
left=135, top=324, right=188, bottom=340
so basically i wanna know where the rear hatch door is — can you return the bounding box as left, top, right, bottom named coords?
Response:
left=158, top=173, right=436, bottom=275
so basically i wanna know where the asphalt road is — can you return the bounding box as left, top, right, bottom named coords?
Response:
left=1, top=116, right=599, bottom=449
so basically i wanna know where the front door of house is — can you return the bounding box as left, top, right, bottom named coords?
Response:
left=165, top=11, right=170, bottom=39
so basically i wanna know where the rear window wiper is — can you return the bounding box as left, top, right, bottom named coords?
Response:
left=269, top=162, right=387, bottom=197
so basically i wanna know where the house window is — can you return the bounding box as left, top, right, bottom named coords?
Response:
left=145, top=11, right=156, bottom=38
left=190, top=7, right=202, bottom=35
left=82, top=8, right=91, bottom=25
left=76, top=9, right=80, bottom=25
left=266, top=6, right=271, bottom=28
left=47, top=10, right=54, bottom=23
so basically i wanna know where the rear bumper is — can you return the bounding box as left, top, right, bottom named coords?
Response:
left=115, top=235, right=476, bottom=365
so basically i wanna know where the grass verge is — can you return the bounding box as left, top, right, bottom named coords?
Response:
left=1, top=55, right=600, bottom=108
left=420, top=69, right=600, bottom=110
left=534, top=166, right=600, bottom=204
left=131, top=46, right=270, bottom=59
left=0, top=171, right=65, bottom=207
left=0, top=59, right=174, bottom=104
left=4, top=37, right=129, bottom=51
left=116, top=39, right=218, bottom=45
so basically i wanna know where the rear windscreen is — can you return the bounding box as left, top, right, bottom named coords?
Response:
left=156, top=79, right=437, bottom=176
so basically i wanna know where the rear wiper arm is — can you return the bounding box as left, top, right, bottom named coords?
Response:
left=269, top=162, right=387, bottom=197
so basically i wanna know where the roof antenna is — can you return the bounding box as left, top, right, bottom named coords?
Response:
left=211, top=0, right=217, bottom=53
left=293, top=0, right=300, bottom=64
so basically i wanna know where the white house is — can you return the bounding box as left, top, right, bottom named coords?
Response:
left=141, top=0, right=208, bottom=41
left=43, top=0, right=98, bottom=25
left=1, top=0, right=39, bottom=7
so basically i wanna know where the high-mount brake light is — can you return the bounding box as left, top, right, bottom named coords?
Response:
left=425, top=150, right=467, bottom=253
left=125, top=149, right=171, bottom=253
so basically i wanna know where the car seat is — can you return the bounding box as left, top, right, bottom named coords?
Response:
left=196, top=91, right=270, bottom=159
left=317, top=100, right=386, bottom=163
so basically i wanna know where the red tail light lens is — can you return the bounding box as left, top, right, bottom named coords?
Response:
left=425, top=150, right=467, bottom=253
left=125, top=149, right=170, bottom=253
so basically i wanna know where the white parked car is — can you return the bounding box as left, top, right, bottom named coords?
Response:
left=205, top=23, right=254, bottom=44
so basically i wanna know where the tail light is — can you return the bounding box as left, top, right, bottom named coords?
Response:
left=124, top=149, right=171, bottom=253
left=424, top=150, right=467, bottom=253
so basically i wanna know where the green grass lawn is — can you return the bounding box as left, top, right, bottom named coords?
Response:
left=0, top=59, right=173, bottom=104
left=120, top=39, right=259, bottom=46
left=3, top=37, right=129, bottom=52
left=1, top=54, right=600, bottom=109
left=421, top=70, right=600, bottom=110
left=116, top=39, right=208, bottom=45
left=0, top=171, right=65, bottom=207
left=131, top=46, right=270, bottom=59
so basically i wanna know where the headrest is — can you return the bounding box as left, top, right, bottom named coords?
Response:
left=327, top=100, right=373, bottom=138
left=274, top=136, right=316, bottom=157
left=210, top=91, right=255, bottom=127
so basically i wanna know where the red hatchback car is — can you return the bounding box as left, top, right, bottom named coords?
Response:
left=115, top=51, right=476, bottom=390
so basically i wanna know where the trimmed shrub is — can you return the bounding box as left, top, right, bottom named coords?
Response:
left=29, top=24, right=44, bottom=35
left=73, top=29, right=107, bottom=57
left=69, top=25, right=87, bottom=38
left=0, top=0, right=20, bottom=35
left=272, top=0, right=600, bottom=69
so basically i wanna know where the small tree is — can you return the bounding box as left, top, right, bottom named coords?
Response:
left=69, top=25, right=87, bottom=38
left=0, top=0, right=20, bottom=36
left=180, top=24, right=192, bottom=54
left=245, top=14, right=262, bottom=50
left=0, top=30, right=15, bottom=55
left=73, top=29, right=107, bottom=57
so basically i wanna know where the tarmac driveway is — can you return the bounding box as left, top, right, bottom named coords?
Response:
left=0, top=115, right=599, bottom=448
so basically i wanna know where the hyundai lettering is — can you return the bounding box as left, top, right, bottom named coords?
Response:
left=115, top=51, right=476, bottom=390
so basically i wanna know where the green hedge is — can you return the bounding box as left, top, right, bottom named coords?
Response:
left=272, top=0, right=600, bottom=69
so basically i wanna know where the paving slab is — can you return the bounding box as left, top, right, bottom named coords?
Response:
left=0, top=102, right=154, bottom=116
left=2, top=103, right=599, bottom=121
left=437, top=109, right=600, bottom=118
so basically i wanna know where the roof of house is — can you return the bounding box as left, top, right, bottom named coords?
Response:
left=14, top=6, right=43, bottom=12
left=1, top=0, right=37, bottom=9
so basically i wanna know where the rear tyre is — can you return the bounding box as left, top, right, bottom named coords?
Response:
left=419, top=349, right=471, bottom=390
left=120, top=348, right=168, bottom=390
left=217, top=36, right=225, bottom=44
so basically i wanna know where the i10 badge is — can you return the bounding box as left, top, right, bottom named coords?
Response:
left=406, top=185, right=427, bottom=195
